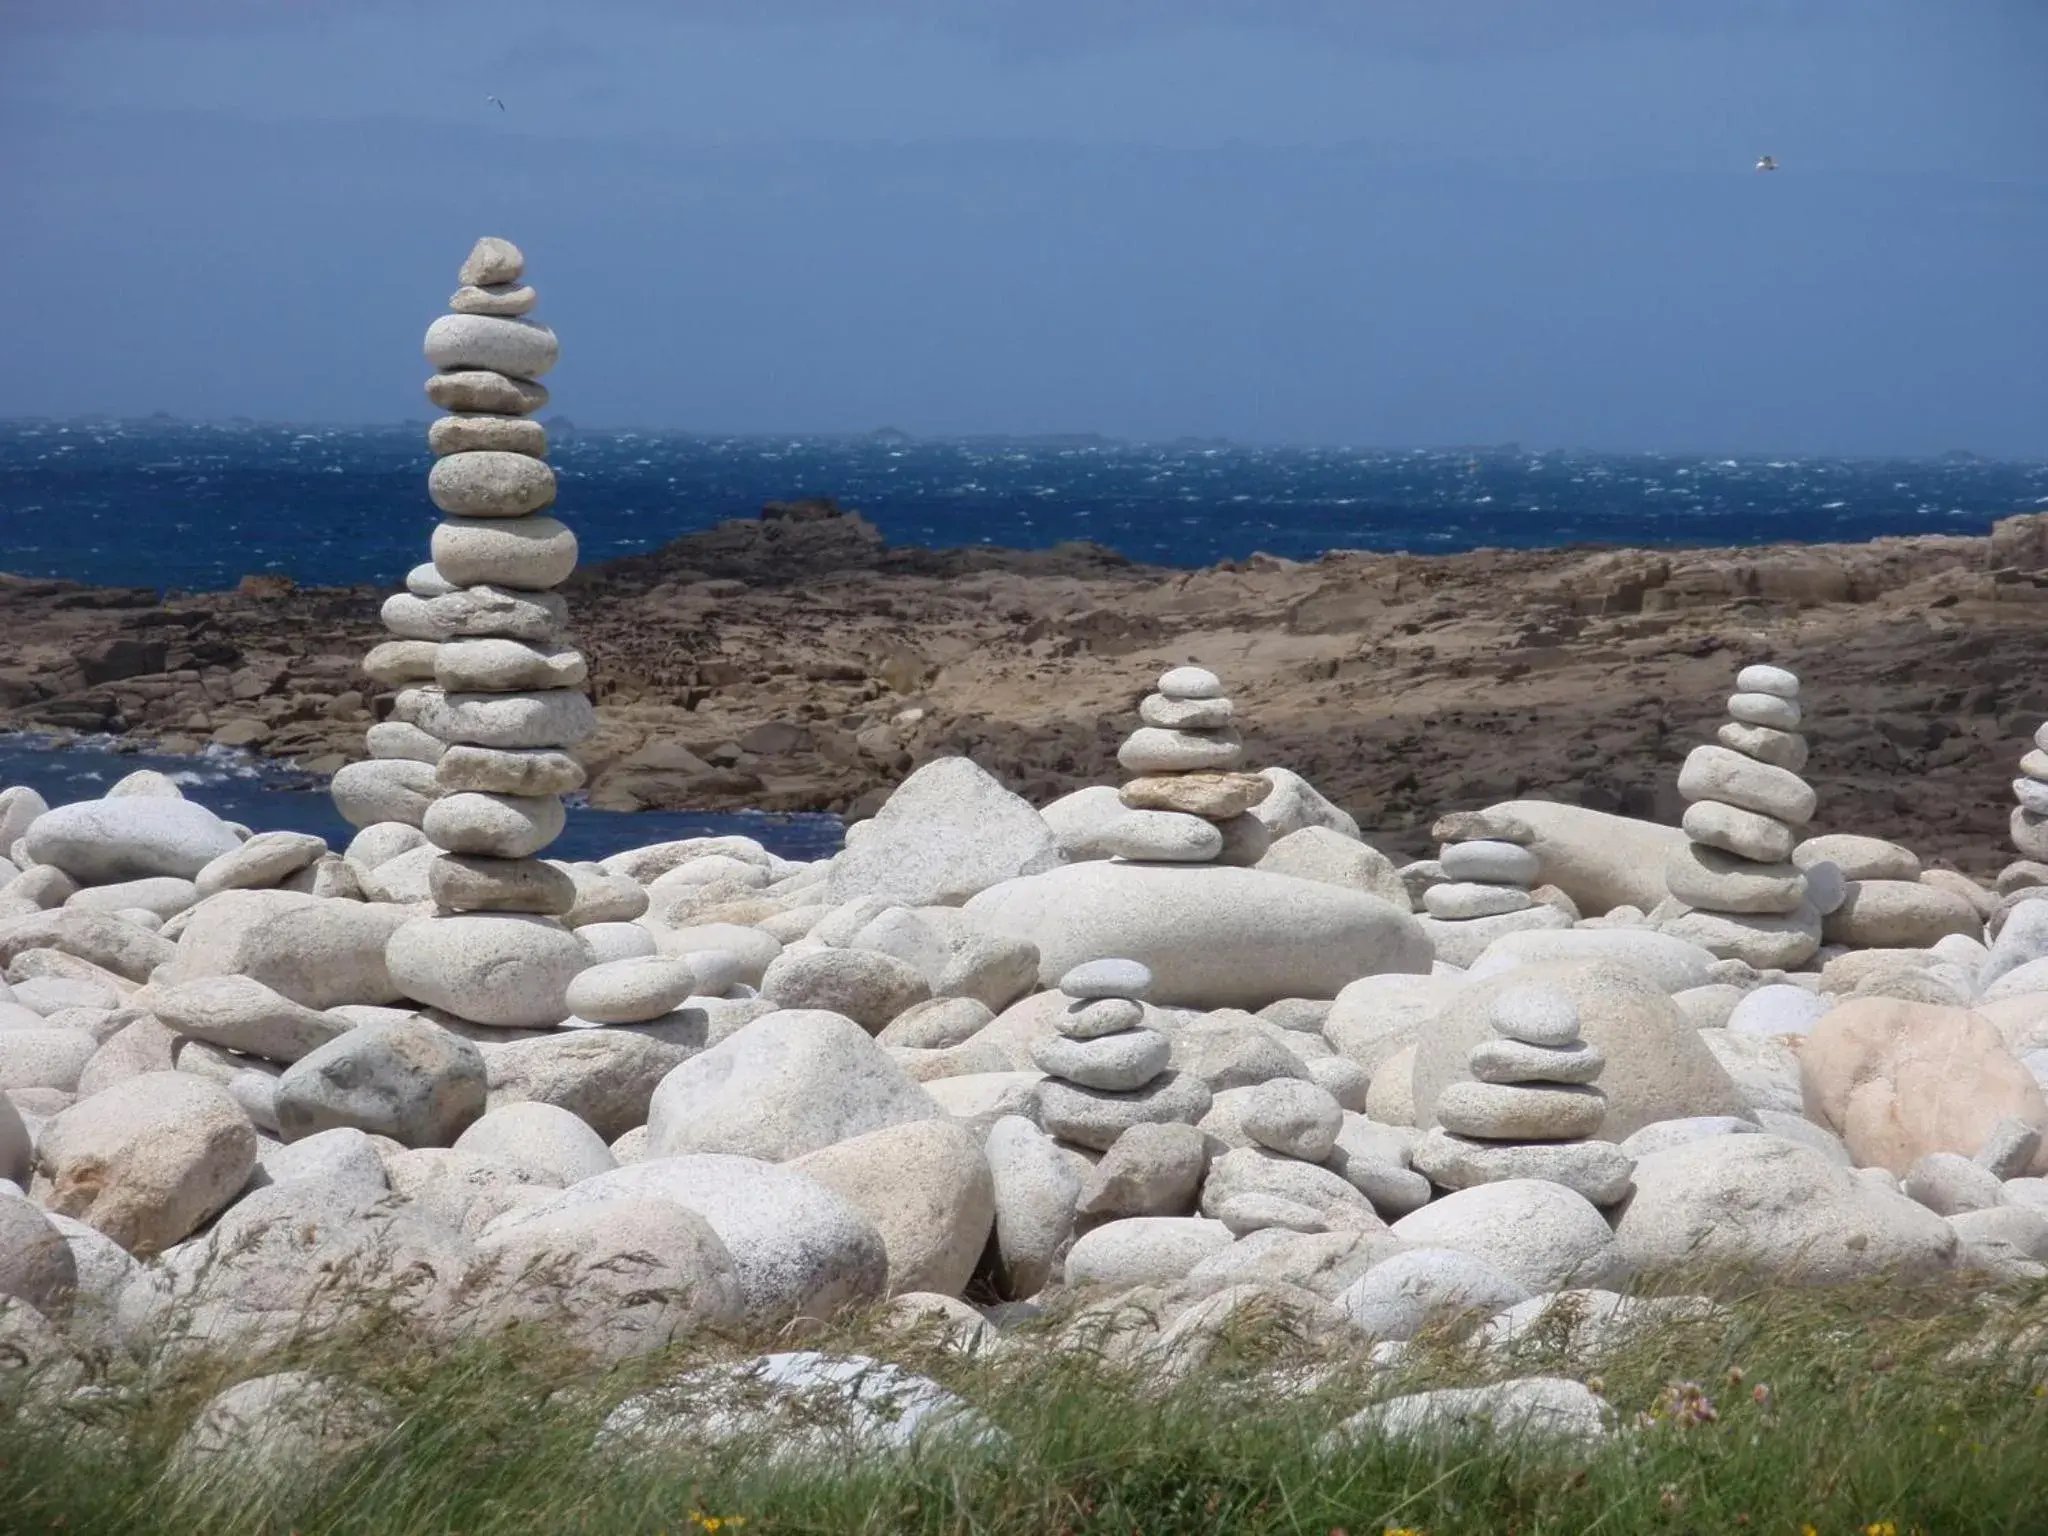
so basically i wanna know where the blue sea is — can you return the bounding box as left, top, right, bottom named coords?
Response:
left=0, top=735, right=846, bottom=863
left=4, top=419, right=2046, bottom=593
left=3, top=419, right=2046, bottom=852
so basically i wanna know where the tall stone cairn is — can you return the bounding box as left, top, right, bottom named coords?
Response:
left=2010, top=721, right=2048, bottom=865
left=1659, top=663, right=1822, bottom=968
left=1102, top=666, right=1272, bottom=866
left=367, top=237, right=599, bottom=1030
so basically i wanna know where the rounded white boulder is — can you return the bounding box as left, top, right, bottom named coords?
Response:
left=386, top=913, right=588, bottom=1028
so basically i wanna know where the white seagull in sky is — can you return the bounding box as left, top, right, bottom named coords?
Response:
left=1755, top=154, right=1778, bottom=172
left=486, top=95, right=506, bottom=112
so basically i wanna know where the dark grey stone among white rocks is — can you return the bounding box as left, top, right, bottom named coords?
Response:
left=275, top=1019, right=487, bottom=1149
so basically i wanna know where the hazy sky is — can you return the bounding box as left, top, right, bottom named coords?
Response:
left=3, top=1, right=2044, bottom=453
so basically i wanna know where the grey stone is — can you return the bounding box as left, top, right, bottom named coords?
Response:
left=428, top=411, right=544, bottom=452
left=1063, top=1215, right=1234, bottom=1287
left=760, top=947, right=931, bottom=1032
left=827, top=758, right=1063, bottom=908
left=452, top=1100, right=615, bottom=1185
left=532, top=1154, right=887, bottom=1323
left=429, top=854, right=578, bottom=915
left=1678, top=744, right=1816, bottom=825
left=1618, top=1116, right=1759, bottom=1158
left=1681, top=800, right=1796, bottom=864
left=1978, top=1116, right=2043, bottom=1180
left=423, top=312, right=558, bottom=379
left=1329, top=1377, right=1610, bottom=1448
left=1901, top=1151, right=2005, bottom=1216
left=484, top=1028, right=688, bottom=1140
left=1336, top=1246, right=1530, bottom=1341
left=0, top=1193, right=75, bottom=1317
left=1612, top=1134, right=1958, bottom=1283
left=1239, top=1078, right=1344, bottom=1160
left=468, top=1197, right=743, bottom=1359
left=330, top=758, right=439, bottom=830
left=1060, top=957, right=1154, bottom=1000
left=22, top=798, right=241, bottom=884
left=1486, top=987, right=1583, bottom=1047
left=1077, top=1120, right=1205, bottom=1218
left=1391, top=1178, right=1622, bottom=1291
left=1031, top=1027, right=1170, bottom=1091
left=435, top=745, right=585, bottom=798
left=171, top=1372, right=394, bottom=1492
left=1719, top=720, right=1809, bottom=773
left=599, top=1350, right=999, bottom=1464
left=276, top=1019, right=487, bottom=1148
left=146, top=975, right=347, bottom=1064
left=1440, top=839, right=1542, bottom=886
left=967, top=861, right=1430, bottom=1011
left=1664, top=842, right=1807, bottom=915
left=1323, top=1113, right=1432, bottom=1218
left=1468, top=1036, right=1604, bottom=1085
left=1039, top=1069, right=1213, bottom=1151
left=434, top=638, right=585, bottom=692
left=984, top=1114, right=1080, bottom=1299
left=194, top=832, right=328, bottom=898
left=427, top=451, right=556, bottom=518
left=386, top=913, right=588, bottom=1028
left=162, top=890, right=410, bottom=1008
left=36, top=1071, right=256, bottom=1254
left=790, top=1119, right=995, bottom=1297
left=1412, top=1127, right=1636, bottom=1205
left=1100, top=809, right=1222, bottom=863
left=647, top=1008, right=941, bottom=1161
left=431, top=515, right=578, bottom=591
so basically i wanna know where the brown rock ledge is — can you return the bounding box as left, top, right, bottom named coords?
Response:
left=6, top=503, right=2048, bottom=875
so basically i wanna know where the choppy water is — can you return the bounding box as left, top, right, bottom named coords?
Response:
left=0, top=735, right=844, bottom=863
left=5, top=419, right=2045, bottom=593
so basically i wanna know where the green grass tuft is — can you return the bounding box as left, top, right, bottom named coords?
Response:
left=5, top=1277, right=2048, bottom=1535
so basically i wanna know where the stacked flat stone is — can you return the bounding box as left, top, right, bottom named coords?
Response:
left=1103, top=667, right=1271, bottom=866
left=1413, top=988, right=1634, bottom=1206
left=372, top=238, right=600, bottom=1031
left=2011, top=722, right=2048, bottom=863
left=1659, top=664, right=1821, bottom=969
left=1034, top=959, right=1211, bottom=1150
left=1415, top=809, right=1570, bottom=967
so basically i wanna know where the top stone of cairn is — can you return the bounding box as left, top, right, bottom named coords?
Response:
left=459, top=237, right=525, bottom=288
left=1060, top=958, right=1154, bottom=1001
left=1157, top=666, right=1224, bottom=701
left=1487, top=987, right=1582, bottom=1048
left=1735, top=664, right=1800, bottom=700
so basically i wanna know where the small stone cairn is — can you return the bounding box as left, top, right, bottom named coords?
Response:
left=1103, top=667, right=1271, bottom=866
left=1413, top=988, right=1635, bottom=1206
left=1033, top=959, right=1210, bottom=1150
left=2010, top=721, right=2048, bottom=867
left=358, top=237, right=603, bottom=1030
left=1415, top=809, right=1570, bottom=967
left=1659, top=663, right=1821, bottom=968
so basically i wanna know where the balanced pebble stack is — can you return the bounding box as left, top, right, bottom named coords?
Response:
left=364, top=238, right=601, bottom=1030
left=1659, top=664, right=1821, bottom=968
left=1416, top=810, right=1571, bottom=967
left=1034, top=959, right=1211, bottom=1150
left=1103, top=667, right=1271, bottom=866
left=2011, top=722, right=2048, bottom=864
left=1413, top=988, right=1635, bottom=1206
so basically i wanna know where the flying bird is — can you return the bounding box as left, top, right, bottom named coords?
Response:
left=486, top=95, right=506, bottom=112
left=1755, top=155, right=1778, bottom=172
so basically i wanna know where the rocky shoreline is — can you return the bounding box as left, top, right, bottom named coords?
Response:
left=7, top=503, right=2048, bottom=872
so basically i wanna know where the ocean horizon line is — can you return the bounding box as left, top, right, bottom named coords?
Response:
left=3, top=415, right=2042, bottom=467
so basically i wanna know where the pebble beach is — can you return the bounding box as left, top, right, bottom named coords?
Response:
left=9, top=237, right=2048, bottom=1520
